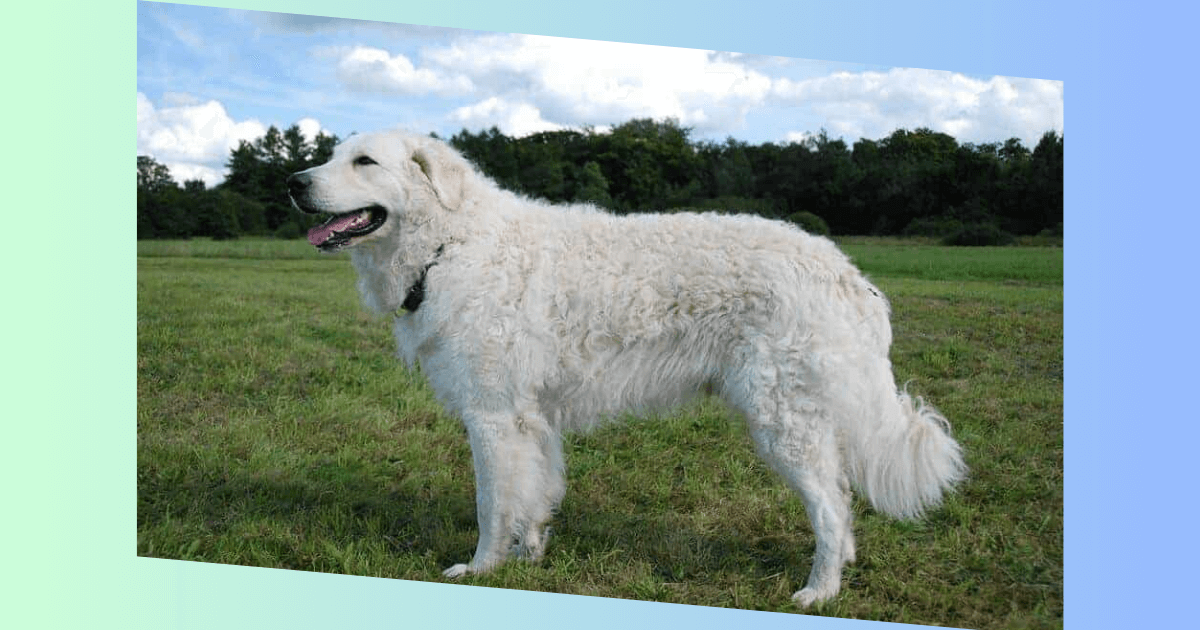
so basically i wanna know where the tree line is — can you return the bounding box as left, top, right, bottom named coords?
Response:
left=137, top=125, right=338, bottom=240
left=137, top=118, right=1062, bottom=244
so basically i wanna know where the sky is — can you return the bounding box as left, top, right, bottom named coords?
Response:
left=137, top=1, right=1064, bottom=187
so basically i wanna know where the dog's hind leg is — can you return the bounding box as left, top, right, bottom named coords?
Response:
left=443, top=410, right=564, bottom=578
left=745, top=403, right=856, bottom=608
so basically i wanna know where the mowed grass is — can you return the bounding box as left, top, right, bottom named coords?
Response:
left=137, top=237, right=1063, bottom=628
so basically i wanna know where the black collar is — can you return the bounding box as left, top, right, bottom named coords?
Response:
left=400, top=245, right=445, bottom=313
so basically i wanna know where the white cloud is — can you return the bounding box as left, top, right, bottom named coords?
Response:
left=442, top=35, right=773, bottom=132
left=312, top=32, right=1061, bottom=146
left=335, top=46, right=473, bottom=96
left=137, top=92, right=323, bottom=186
left=139, top=6, right=1065, bottom=162
left=771, top=68, right=1063, bottom=147
left=137, top=92, right=266, bottom=161
left=167, top=162, right=227, bottom=187
left=333, top=33, right=773, bottom=135
left=296, top=117, right=327, bottom=143
left=449, top=97, right=565, bottom=138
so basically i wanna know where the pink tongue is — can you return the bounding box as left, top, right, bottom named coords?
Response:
left=307, top=212, right=367, bottom=246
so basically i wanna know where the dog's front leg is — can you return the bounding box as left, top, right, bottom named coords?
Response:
left=442, top=409, right=564, bottom=579
left=443, top=416, right=515, bottom=578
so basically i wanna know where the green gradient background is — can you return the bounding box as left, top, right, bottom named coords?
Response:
left=16, top=0, right=1189, bottom=628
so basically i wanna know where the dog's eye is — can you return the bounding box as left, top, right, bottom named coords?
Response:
left=354, top=155, right=377, bottom=166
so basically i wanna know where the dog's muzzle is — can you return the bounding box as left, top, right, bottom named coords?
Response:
left=286, top=171, right=388, bottom=251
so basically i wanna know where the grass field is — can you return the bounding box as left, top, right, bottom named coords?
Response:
left=137, top=237, right=1063, bottom=628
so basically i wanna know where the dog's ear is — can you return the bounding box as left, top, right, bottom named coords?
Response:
left=412, top=146, right=466, bottom=211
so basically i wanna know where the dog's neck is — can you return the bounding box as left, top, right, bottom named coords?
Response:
left=399, top=244, right=446, bottom=313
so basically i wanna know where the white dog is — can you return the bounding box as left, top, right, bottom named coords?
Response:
left=287, top=128, right=966, bottom=606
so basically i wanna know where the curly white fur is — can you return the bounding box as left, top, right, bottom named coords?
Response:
left=288, top=128, right=966, bottom=606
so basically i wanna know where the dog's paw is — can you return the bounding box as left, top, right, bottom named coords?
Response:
left=791, top=586, right=836, bottom=608
left=442, top=563, right=470, bottom=579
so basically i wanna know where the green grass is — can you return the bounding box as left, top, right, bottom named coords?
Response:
left=138, top=237, right=1063, bottom=628
left=837, top=237, right=1063, bottom=286
left=136, top=237, right=345, bottom=260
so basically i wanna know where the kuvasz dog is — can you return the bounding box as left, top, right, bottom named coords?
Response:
left=287, top=128, right=966, bottom=606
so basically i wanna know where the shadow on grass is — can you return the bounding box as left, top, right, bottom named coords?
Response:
left=551, top=505, right=806, bottom=582
left=138, top=457, right=811, bottom=584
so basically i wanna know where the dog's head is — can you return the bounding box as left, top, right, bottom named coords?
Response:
left=288, top=130, right=468, bottom=252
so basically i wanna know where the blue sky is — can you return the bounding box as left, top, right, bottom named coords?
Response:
left=137, top=1, right=1064, bottom=187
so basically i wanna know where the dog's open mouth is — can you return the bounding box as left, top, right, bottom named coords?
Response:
left=307, top=206, right=387, bottom=251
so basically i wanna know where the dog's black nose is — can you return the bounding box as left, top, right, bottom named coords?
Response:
left=287, top=173, right=310, bottom=196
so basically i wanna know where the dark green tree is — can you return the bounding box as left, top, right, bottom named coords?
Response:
left=312, top=131, right=338, bottom=165
left=189, top=117, right=1062, bottom=241
left=573, top=161, right=613, bottom=208
left=283, top=124, right=310, bottom=173
left=1027, top=131, right=1063, bottom=235
left=219, top=124, right=340, bottom=235
left=590, top=118, right=703, bottom=212
left=137, top=155, right=174, bottom=194
left=137, top=156, right=192, bottom=238
left=223, top=140, right=264, bottom=200
left=451, top=127, right=521, bottom=191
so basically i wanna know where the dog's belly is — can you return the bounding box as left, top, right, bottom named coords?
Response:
left=537, top=333, right=726, bottom=433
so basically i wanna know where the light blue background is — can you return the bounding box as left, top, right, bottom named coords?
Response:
left=12, top=0, right=1195, bottom=628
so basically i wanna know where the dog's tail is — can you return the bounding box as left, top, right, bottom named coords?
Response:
left=845, top=388, right=967, bottom=520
